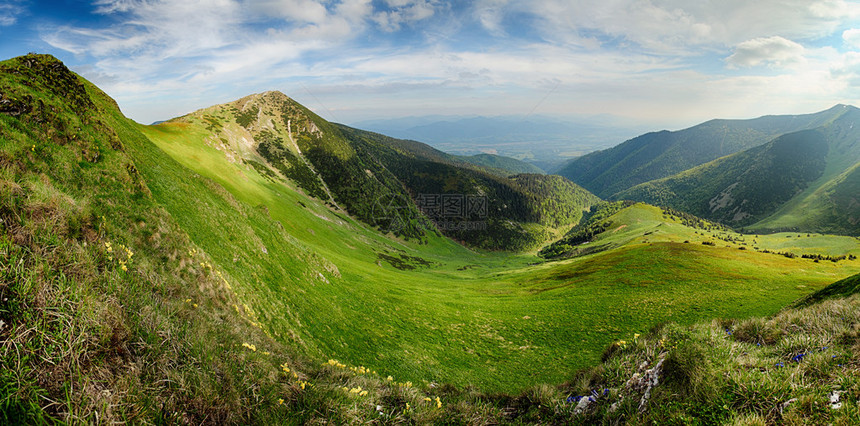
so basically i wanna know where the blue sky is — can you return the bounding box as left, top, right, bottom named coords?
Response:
left=2, top=0, right=860, bottom=129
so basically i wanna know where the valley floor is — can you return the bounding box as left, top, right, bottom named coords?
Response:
left=142, top=122, right=860, bottom=393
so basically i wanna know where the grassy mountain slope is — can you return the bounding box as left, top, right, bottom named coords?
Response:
left=164, top=96, right=598, bottom=251
left=334, top=125, right=599, bottom=249
left=142, top=105, right=860, bottom=397
left=5, top=54, right=860, bottom=424
left=556, top=283, right=860, bottom=424
left=617, top=110, right=860, bottom=234
left=140, top=83, right=860, bottom=393
left=560, top=105, right=850, bottom=198
left=0, top=53, right=317, bottom=424
left=748, top=162, right=860, bottom=235
left=168, top=91, right=434, bottom=241
left=617, top=129, right=830, bottom=226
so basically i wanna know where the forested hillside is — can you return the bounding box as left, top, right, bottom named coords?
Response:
left=560, top=105, right=850, bottom=198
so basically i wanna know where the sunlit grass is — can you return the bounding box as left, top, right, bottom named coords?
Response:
left=140, top=111, right=860, bottom=393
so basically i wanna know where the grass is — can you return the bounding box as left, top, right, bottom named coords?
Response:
left=140, top=110, right=860, bottom=393
left=557, top=293, right=860, bottom=424
left=4, top=53, right=860, bottom=423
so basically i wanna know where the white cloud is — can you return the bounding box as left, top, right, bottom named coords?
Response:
left=491, top=0, right=860, bottom=54
left=33, top=0, right=860, bottom=127
left=0, top=1, right=26, bottom=27
left=726, top=36, right=806, bottom=68
left=372, top=0, right=438, bottom=32
left=247, top=0, right=329, bottom=24
left=843, top=28, right=860, bottom=49
left=474, top=0, right=509, bottom=36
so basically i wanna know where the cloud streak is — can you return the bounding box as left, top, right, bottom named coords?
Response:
left=21, top=0, right=860, bottom=127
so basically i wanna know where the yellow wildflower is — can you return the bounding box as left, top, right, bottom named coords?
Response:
left=193, top=303, right=198, bottom=308
left=278, top=398, right=284, bottom=405
left=423, top=397, right=431, bottom=402
left=120, top=263, right=128, bottom=272
left=31, top=145, right=35, bottom=152
left=242, top=342, right=257, bottom=351
left=350, top=387, right=361, bottom=394
left=185, top=299, right=191, bottom=303
left=406, top=403, right=410, bottom=410
left=262, top=351, right=270, bottom=356
left=634, top=333, right=641, bottom=340
left=386, top=376, right=393, bottom=382
left=359, top=390, right=368, bottom=396
left=300, top=381, right=306, bottom=390
left=281, top=363, right=290, bottom=373
left=435, top=396, right=442, bottom=409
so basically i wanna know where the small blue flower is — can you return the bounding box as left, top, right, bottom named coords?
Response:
left=833, top=355, right=837, bottom=359
left=775, top=362, right=784, bottom=368
left=756, top=343, right=761, bottom=347
left=603, top=388, right=609, bottom=396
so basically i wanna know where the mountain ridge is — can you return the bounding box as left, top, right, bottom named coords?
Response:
left=616, top=109, right=860, bottom=235
left=559, top=104, right=855, bottom=199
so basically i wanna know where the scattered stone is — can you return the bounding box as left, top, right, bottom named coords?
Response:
left=830, top=391, right=845, bottom=410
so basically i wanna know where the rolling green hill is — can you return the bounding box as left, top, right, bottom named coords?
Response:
left=163, top=100, right=599, bottom=251
left=4, top=54, right=860, bottom=424
left=559, top=105, right=851, bottom=198
left=616, top=111, right=860, bottom=235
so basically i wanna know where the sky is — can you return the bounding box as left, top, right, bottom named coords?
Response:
left=2, top=0, right=860, bottom=130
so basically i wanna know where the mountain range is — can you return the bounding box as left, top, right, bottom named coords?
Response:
left=354, top=114, right=647, bottom=172
left=2, top=54, right=860, bottom=425
left=560, top=105, right=860, bottom=235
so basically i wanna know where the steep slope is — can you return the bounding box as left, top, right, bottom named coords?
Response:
left=165, top=98, right=600, bottom=251
left=560, top=105, right=851, bottom=198
left=0, top=53, right=318, bottom=424
left=617, top=129, right=830, bottom=226
left=169, top=91, right=433, bottom=241
left=617, top=110, right=860, bottom=234
left=334, top=125, right=600, bottom=249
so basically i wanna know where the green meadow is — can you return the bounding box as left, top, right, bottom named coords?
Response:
left=4, top=54, right=860, bottom=423
left=139, top=119, right=860, bottom=393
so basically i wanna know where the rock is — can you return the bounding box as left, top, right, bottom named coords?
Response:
left=830, top=391, right=844, bottom=410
